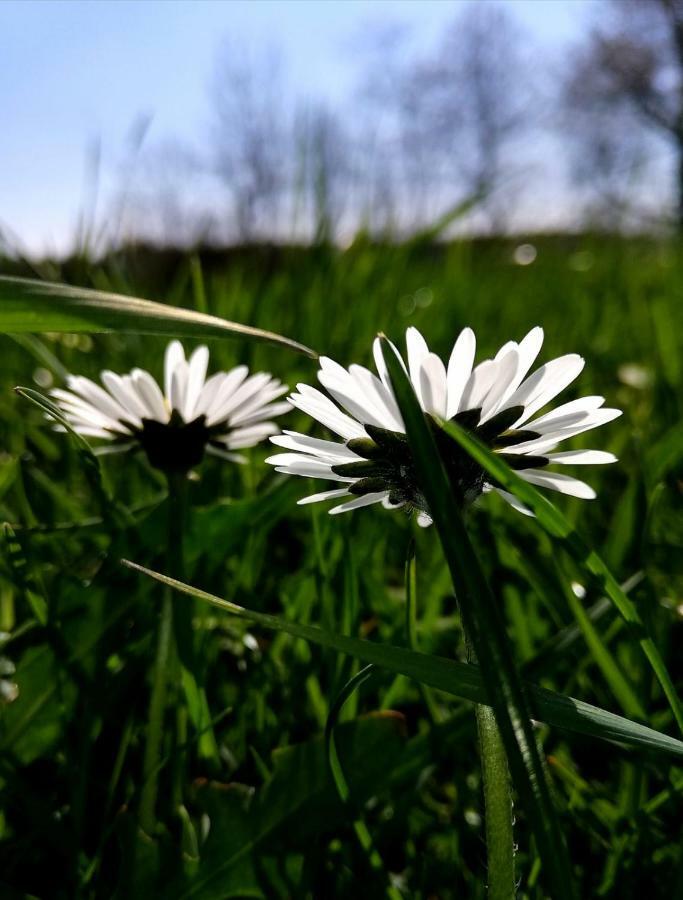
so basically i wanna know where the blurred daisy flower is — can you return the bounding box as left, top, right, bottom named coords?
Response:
left=267, top=326, right=621, bottom=525
left=51, top=340, right=289, bottom=473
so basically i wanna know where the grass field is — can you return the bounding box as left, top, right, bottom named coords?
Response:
left=0, top=233, right=681, bottom=899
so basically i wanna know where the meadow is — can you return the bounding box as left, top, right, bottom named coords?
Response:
left=0, top=233, right=681, bottom=899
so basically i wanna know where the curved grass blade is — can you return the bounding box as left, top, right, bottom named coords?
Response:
left=325, top=665, right=403, bottom=900
left=405, top=539, right=443, bottom=723
left=554, top=557, right=645, bottom=720
left=440, top=418, right=683, bottom=736
left=15, top=386, right=132, bottom=529
left=378, top=336, right=574, bottom=899
left=0, top=275, right=316, bottom=358
left=120, top=562, right=683, bottom=763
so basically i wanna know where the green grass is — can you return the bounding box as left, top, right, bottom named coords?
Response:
left=0, top=234, right=681, bottom=899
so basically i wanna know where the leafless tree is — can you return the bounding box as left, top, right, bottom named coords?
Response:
left=564, top=0, right=683, bottom=229
left=210, top=45, right=289, bottom=241
left=293, top=104, right=353, bottom=243
left=377, top=3, right=532, bottom=232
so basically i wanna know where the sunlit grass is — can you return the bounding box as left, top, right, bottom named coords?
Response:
left=0, top=233, right=681, bottom=898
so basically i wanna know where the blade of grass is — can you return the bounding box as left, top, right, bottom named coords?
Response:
left=15, top=386, right=132, bottom=529
left=405, top=538, right=443, bottom=724
left=440, top=418, right=683, bottom=736
left=0, top=275, right=316, bottom=357
left=379, top=336, right=572, bottom=900
left=554, top=557, right=645, bottom=720
left=120, top=562, right=683, bottom=763
left=325, top=665, right=402, bottom=900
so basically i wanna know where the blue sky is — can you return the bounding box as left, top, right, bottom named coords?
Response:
left=1, top=0, right=600, bottom=255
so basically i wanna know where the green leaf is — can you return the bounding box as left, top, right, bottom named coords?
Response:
left=0, top=595, right=135, bottom=753
left=324, top=666, right=401, bottom=899
left=440, top=417, right=683, bottom=736
left=554, top=557, right=645, bottom=721
left=120, top=562, right=683, bottom=763
left=2, top=523, right=48, bottom=625
left=379, top=336, right=575, bottom=899
left=15, top=386, right=132, bottom=529
left=171, top=714, right=407, bottom=899
left=0, top=275, right=316, bottom=357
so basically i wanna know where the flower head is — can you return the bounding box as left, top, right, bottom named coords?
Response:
left=51, top=340, right=289, bottom=473
left=266, top=326, right=621, bottom=525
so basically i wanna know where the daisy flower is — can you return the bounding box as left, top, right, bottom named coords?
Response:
left=50, top=340, right=289, bottom=473
left=266, top=326, right=621, bottom=525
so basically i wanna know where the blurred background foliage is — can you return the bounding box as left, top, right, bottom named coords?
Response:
left=1, top=0, right=683, bottom=898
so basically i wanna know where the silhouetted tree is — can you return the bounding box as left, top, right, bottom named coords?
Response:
left=392, top=3, right=531, bottom=231
left=211, top=46, right=289, bottom=241
left=293, top=104, right=353, bottom=243
left=565, top=0, right=683, bottom=229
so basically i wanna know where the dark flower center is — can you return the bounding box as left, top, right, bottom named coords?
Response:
left=331, top=405, right=548, bottom=515
left=136, top=410, right=211, bottom=473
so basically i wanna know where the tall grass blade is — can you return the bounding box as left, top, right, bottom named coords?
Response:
left=325, top=665, right=402, bottom=899
left=440, top=419, right=683, bottom=735
left=379, top=337, right=575, bottom=900
left=0, top=276, right=317, bottom=357
left=121, top=562, right=683, bottom=763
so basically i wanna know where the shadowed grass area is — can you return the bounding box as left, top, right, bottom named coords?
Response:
left=0, top=233, right=681, bottom=899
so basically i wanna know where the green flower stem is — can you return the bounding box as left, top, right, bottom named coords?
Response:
left=139, top=472, right=187, bottom=836
left=475, top=703, right=515, bottom=900
left=466, top=630, right=515, bottom=900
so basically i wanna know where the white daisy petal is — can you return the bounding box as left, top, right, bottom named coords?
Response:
left=382, top=495, right=405, bottom=510
left=318, top=368, right=392, bottom=430
left=545, top=449, right=617, bottom=464
left=170, top=367, right=188, bottom=418
left=495, top=340, right=517, bottom=360
left=517, top=469, right=597, bottom=500
left=231, top=399, right=291, bottom=429
left=131, top=369, right=169, bottom=422
left=193, top=372, right=226, bottom=418
left=55, top=424, right=116, bottom=439
left=480, top=350, right=520, bottom=422
left=66, top=375, right=130, bottom=425
left=446, top=327, right=476, bottom=418
left=204, top=366, right=249, bottom=422
left=525, top=396, right=605, bottom=430
left=52, top=388, right=113, bottom=419
left=100, top=371, right=146, bottom=425
left=329, top=491, right=389, bottom=515
left=459, top=359, right=498, bottom=412
left=290, top=386, right=366, bottom=440
left=508, top=327, right=544, bottom=391
left=164, top=340, right=185, bottom=400
left=489, top=486, right=534, bottom=517
left=503, top=408, right=622, bottom=454
left=507, top=354, right=585, bottom=426
left=349, top=364, right=403, bottom=430
left=223, top=423, right=280, bottom=449
left=273, top=460, right=352, bottom=482
left=419, top=353, right=448, bottom=418
left=228, top=382, right=289, bottom=427
left=485, top=327, right=545, bottom=419
left=183, top=345, right=209, bottom=421
left=373, top=335, right=405, bottom=391
left=297, top=488, right=351, bottom=506
left=206, top=372, right=271, bottom=427
left=406, top=327, right=430, bottom=403
left=52, top=389, right=131, bottom=434
left=270, top=431, right=358, bottom=462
